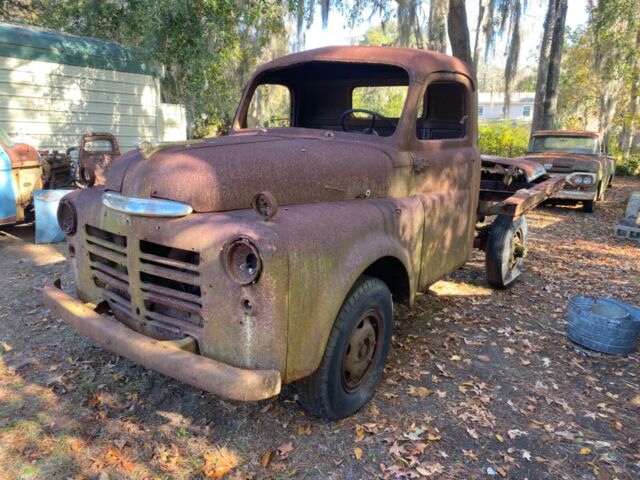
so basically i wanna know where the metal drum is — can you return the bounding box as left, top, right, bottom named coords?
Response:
left=568, top=296, right=640, bottom=355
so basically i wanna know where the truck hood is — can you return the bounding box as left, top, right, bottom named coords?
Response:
left=522, top=152, right=601, bottom=173
left=106, top=133, right=395, bottom=213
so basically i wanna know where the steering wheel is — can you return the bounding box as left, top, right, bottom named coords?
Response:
left=340, top=108, right=397, bottom=135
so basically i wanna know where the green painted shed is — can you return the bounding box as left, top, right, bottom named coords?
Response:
left=0, top=22, right=185, bottom=152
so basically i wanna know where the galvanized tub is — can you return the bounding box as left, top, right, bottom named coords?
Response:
left=34, top=189, right=71, bottom=244
left=568, top=296, right=640, bottom=355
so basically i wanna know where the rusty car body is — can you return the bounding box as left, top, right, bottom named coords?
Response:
left=73, top=132, right=120, bottom=186
left=0, top=128, right=42, bottom=226
left=522, top=130, right=615, bottom=213
left=44, top=46, right=561, bottom=418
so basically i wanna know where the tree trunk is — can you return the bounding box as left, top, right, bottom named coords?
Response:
left=447, top=0, right=472, bottom=66
left=503, top=0, right=522, bottom=123
left=599, top=81, right=622, bottom=153
left=541, top=0, right=567, bottom=129
left=472, top=0, right=489, bottom=68
left=428, top=0, right=448, bottom=53
left=618, top=30, right=640, bottom=157
left=531, top=0, right=567, bottom=134
left=531, top=0, right=557, bottom=133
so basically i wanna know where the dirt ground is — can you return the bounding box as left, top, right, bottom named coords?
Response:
left=1, top=178, right=639, bottom=480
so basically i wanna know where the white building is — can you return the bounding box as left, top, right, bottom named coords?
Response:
left=0, top=22, right=186, bottom=152
left=478, top=92, right=535, bottom=123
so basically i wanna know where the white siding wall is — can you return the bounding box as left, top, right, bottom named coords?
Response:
left=0, top=55, right=185, bottom=152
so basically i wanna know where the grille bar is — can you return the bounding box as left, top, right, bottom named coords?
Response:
left=85, top=224, right=204, bottom=338
left=140, top=282, right=201, bottom=304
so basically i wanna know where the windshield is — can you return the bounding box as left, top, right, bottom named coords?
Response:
left=0, top=129, right=16, bottom=148
left=242, top=61, right=410, bottom=137
left=528, top=135, right=598, bottom=155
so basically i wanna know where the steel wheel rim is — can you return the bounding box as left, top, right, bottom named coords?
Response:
left=509, top=229, right=524, bottom=271
left=341, top=309, right=383, bottom=393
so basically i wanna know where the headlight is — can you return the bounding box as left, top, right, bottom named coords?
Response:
left=222, top=238, right=262, bottom=285
left=57, top=198, right=77, bottom=235
left=582, top=176, right=593, bottom=185
left=574, top=176, right=583, bottom=185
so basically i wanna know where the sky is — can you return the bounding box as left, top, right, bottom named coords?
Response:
left=304, top=0, right=590, bottom=66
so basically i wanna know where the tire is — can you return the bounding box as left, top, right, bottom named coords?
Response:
left=296, top=276, right=393, bottom=419
left=583, top=199, right=595, bottom=213
left=485, top=215, right=528, bottom=289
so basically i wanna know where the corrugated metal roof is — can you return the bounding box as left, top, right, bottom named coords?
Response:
left=0, top=22, right=155, bottom=75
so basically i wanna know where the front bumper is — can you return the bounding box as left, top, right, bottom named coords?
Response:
left=43, top=284, right=281, bottom=401
left=551, top=189, right=597, bottom=201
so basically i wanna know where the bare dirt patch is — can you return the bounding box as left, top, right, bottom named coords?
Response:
left=1, top=179, right=639, bottom=479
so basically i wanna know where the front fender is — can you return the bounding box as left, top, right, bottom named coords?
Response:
left=276, top=197, right=424, bottom=382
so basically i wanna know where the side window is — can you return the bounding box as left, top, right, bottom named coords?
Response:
left=247, top=84, right=291, bottom=128
left=417, top=82, right=467, bottom=141
left=478, top=105, right=484, bottom=117
left=522, top=105, right=532, bottom=118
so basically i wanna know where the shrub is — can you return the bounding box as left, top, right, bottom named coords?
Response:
left=479, top=122, right=531, bottom=157
left=615, top=155, right=640, bottom=176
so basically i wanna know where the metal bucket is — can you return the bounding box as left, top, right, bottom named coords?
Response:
left=568, top=296, right=640, bottom=355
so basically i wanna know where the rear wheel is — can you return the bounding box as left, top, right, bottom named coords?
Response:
left=485, top=215, right=528, bottom=289
left=296, top=276, right=393, bottom=419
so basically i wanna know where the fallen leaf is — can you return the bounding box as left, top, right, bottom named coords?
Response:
left=297, top=423, right=311, bottom=436
left=354, top=425, right=365, bottom=441
left=612, top=420, right=622, bottom=431
left=477, top=355, right=490, bottom=362
left=631, top=396, right=640, bottom=407
left=462, top=449, right=478, bottom=460
left=354, top=447, right=363, bottom=460
left=495, top=433, right=505, bottom=443
left=522, top=450, right=532, bottom=461
left=580, top=447, right=592, bottom=455
left=466, top=427, right=479, bottom=440
left=407, top=386, right=434, bottom=398
left=260, top=451, right=273, bottom=468
left=277, top=442, right=293, bottom=457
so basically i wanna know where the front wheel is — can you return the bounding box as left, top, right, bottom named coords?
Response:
left=296, top=276, right=393, bottom=419
left=485, top=215, right=528, bottom=289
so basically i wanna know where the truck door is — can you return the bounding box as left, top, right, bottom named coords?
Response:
left=411, top=73, right=480, bottom=289
left=0, top=144, right=17, bottom=225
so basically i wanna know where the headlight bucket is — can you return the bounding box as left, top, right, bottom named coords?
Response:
left=57, top=198, right=77, bottom=235
left=568, top=173, right=596, bottom=187
left=222, top=237, right=262, bottom=285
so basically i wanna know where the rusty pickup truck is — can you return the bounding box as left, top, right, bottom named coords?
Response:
left=523, top=130, right=615, bottom=213
left=44, top=47, right=561, bottom=419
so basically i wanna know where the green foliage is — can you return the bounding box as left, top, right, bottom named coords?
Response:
left=33, top=0, right=292, bottom=137
left=478, top=123, right=530, bottom=157
left=352, top=86, right=408, bottom=118
left=610, top=144, right=640, bottom=176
